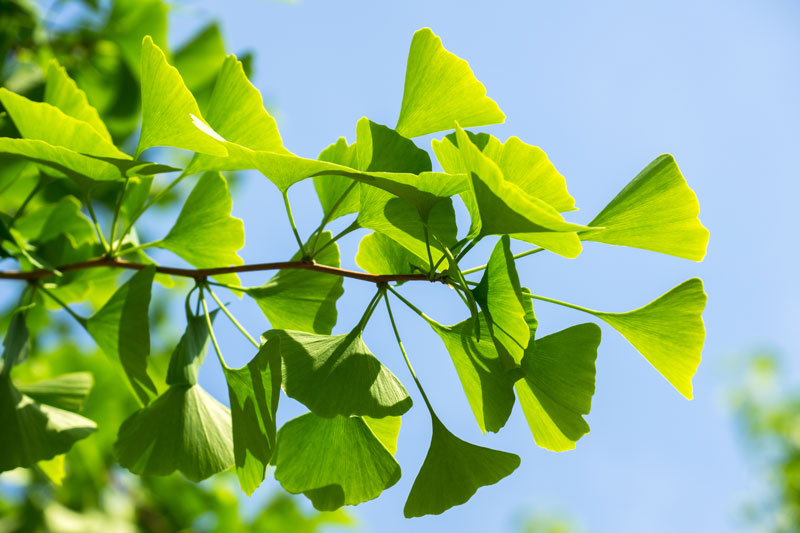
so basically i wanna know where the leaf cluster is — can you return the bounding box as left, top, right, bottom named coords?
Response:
left=0, top=10, right=710, bottom=518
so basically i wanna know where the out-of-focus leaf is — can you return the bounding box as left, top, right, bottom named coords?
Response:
left=1, top=312, right=30, bottom=373
left=108, top=0, right=168, bottom=75
left=174, top=23, right=227, bottom=94
left=16, top=372, right=94, bottom=412
left=273, top=413, right=401, bottom=511
left=246, top=231, right=343, bottom=334
left=265, top=329, right=412, bottom=418
left=14, top=197, right=95, bottom=246
left=396, top=28, right=505, bottom=138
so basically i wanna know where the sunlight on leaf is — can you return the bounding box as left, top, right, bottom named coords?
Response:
left=273, top=413, right=401, bottom=511
left=44, top=60, right=112, bottom=141
left=313, top=137, right=360, bottom=221
left=355, top=232, right=427, bottom=276
left=16, top=372, right=93, bottom=413
left=396, top=28, right=505, bottom=138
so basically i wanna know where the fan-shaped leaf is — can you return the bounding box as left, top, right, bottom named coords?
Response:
left=355, top=232, right=426, bottom=276
left=580, top=154, right=709, bottom=260
left=1, top=313, right=29, bottom=374
left=246, top=232, right=343, bottom=334
left=0, top=138, right=125, bottom=182
left=396, top=28, right=505, bottom=138
left=363, top=415, right=401, bottom=456
left=86, top=266, right=157, bottom=405
left=136, top=36, right=227, bottom=157
left=154, top=172, right=244, bottom=286
left=115, top=384, right=234, bottom=482
left=273, top=413, right=401, bottom=511
left=515, top=323, right=600, bottom=452
left=44, top=60, right=111, bottom=141
left=223, top=336, right=281, bottom=496
left=14, top=197, right=95, bottom=247
left=313, top=137, right=360, bottom=221
left=165, top=309, right=217, bottom=386
left=265, top=329, right=412, bottom=418
left=403, top=416, right=519, bottom=517
left=16, top=372, right=93, bottom=412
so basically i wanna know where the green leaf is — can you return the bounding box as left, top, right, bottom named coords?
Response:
left=185, top=54, right=287, bottom=175
left=1, top=312, right=30, bottom=374
left=580, top=154, right=709, bottom=261
left=515, top=324, right=600, bottom=452
left=174, top=23, right=227, bottom=95
left=471, top=236, right=529, bottom=367
left=396, top=28, right=505, bottom=138
left=136, top=36, right=227, bottom=158
left=154, top=172, right=244, bottom=286
left=356, top=117, right=432, bottom=173
left=427, top=314, right=516, bottom=433
left=14, top=197, right=95, bottom=247
left=0, top=374, right=96, bottom=472
left=403, top=415, right=519, bottom=517
left=16, top=372, right=94, bottom=412
left=86, top=266, right=157, bottom=405
left=223, top=337, right=281, bottom=496
left=273, top=413, right=401, bottom=511
left=265, top=329, right=412, bottom=418
left=355, top=232, right=427, bottom=276
left=591, top=279, right=706, bottom=399
left=37, top=454, right=66, bottom=486
left=0, top=138, right=124, bottom=183
left=0, top=88, right=128, bottom=160
left=246, top=232, right=343, bottom=334
left=362, top=415, right=402, bottom=456
left=44, top=60, right=112, bottom=142
left=114, top=383, right=234, bottom=482
left=165, top=309, right=217, bottom=386
left=454, top=125, right=587, bottom=239
left=313, top=137, right=360, bottom=221
left=108, top=0, right=168, bottom=75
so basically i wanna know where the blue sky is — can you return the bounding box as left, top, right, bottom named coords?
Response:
left=161, top=1, right=800, bottom=531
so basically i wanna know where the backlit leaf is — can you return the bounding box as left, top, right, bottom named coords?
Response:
left=165, top=309, right=217, bottom=386
left=16, top=372, right=93, bottom=413
left=174, top=23, right=227, bottom=95
left=396, top=28, right=505, bottom=138
left=224, top=337, right=281, bottom=495
left=136, top=36, right=227, bottom=157
left=246, top=231, right=343, bottom=334
left=313, top=137, right=360, bottom=221
left=0, top=138, right=126, bottom=182
left=403, top=415, right=519, bottom=517
left=108, top=0, right=168, bottom=75
left=580, top=154, right=709, bottom=260
left=355, top=232, right=427, bottom=276
left=265, top=329, right=412, bottom=418
left=44, top=60, right=111, bottom=141
left=515, top=324, right=600, bottom=452
left=86, top=266, right=157, bottom=405
left=273, top=413, right=401, bottom=511
left=154, top=172, right=244, bottom=286
left=363, top=415, right=401, bottom=456
left=114, top=384, right=234, bottom=482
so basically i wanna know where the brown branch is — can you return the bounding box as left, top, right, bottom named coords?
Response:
left=0, top=256, right=445, bottom=285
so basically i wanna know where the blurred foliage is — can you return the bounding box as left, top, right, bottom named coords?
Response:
left=732, top=354, right=800, bottom=532
left=0, top=1, right=350, bottom=531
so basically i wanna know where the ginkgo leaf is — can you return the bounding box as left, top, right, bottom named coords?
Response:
left=165, top=309, right=217, bottom=386
left=265, top=329, right=412, bottom=418
left=246, top=232, right=343, bottom=335
left=1, top=313, right=29, bottom=374
left=580, top=154, right=709, bottom=261
left=313, top=137, right=360, bottom=221
left=14, top=197, right=95, bottom=247
left=136, top=36, right=227, bottom=158
left=396, top=28, right=505, bottom=138
left=471, top=236, right=529, bottom=367
left=44, top=60, right=111, bottom=141
left=37, top=454, right=66, bottom=486
left=108, top=0, right=168, bottom=75
left=0, top=89, right=128, bottom=160
left=223, top=336, right=281, bottom=496
left=86, top=266, right=157, bottom=405
left=454, top=126, right=587, bottom=239
left=16, top=372, right=94, bottom=413
left=530, top=278, right=706, bottom=399
left=515, top=324, right=600, bottom=452
left=273, top=413, right=401, bottom=511
left=185, top=54, right=287, bottom=175
left=154, top=172, right=244, bottom=286
left=174, top=23, right=227, bottom=95
left=0, top=374, right=96, bottom=472
left=362, top=415, right=401, bottom=456
left=0, top=138, right=127, bottom=182
left=114, top=383, right=234, bottom=482
left=355, top=232, right=427, bottom=276
left=403, top=415, right=519, bottom=517
left=427, top=314, right=516, bottom=433
left=356, top=117, right=432, bottom=173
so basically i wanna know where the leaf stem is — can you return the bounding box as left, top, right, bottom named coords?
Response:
left=205, top=285, right=260, bottom=348
left=454, top=236, right=481, bottom=263
left=109, top=177, right=131, bottom=255
left=282, top=190, right=307, bottom=258
left=383, top=293, right=435, bottom=414
left=311, top=220, right=359, bottom=259
left=83, top=191, right=110, bottom=253
left=355, top=288, right=384, bottom=333
left=201, top=290, right=229, bottom=370
left=116, top=172, right=187, bottom=249
left=386, top=286, right=432, bottom=323
left=37, top=284, right=86, bottom=327
left=522, top=291, right=595, bottom=315
left=422, top=225, right=436, bottom=274
left=462, top=247, right=544, bottom=276
left=9, top=177, right=44, bottom=227
left=310, top=182, right=357, bottom=254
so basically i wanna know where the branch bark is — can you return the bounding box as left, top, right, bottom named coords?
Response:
left=0, top=256, right=445, bottom=285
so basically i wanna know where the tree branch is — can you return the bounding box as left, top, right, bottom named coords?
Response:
left=0, top=256, right=448, bottom=285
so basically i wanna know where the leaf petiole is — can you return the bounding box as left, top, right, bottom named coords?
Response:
left=200, top=289, right=229, bottom=370
left=282, top=190, right=307, bottom=258
left=462, top=247, right=544, bottom=276
left=205, top=285, right=260, bottom=348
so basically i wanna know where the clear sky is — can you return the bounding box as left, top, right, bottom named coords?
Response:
left=162, top=0, right=800, bottom=531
